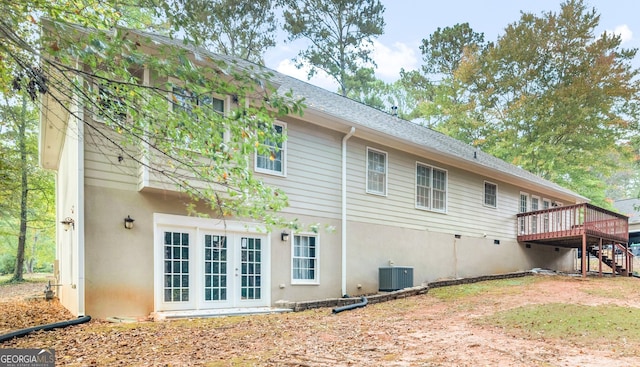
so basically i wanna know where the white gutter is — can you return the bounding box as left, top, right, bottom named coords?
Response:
left=341, top=127, right=356, bottom=297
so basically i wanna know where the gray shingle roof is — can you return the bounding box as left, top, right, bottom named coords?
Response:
left=70, top=24, right=587, bottom=202
left=266, top=65, right=587, bottom=202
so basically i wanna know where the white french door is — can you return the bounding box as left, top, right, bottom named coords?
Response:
left=155, top=215, right=270, bottom=312
left=200, top=233, right=266, bottom=308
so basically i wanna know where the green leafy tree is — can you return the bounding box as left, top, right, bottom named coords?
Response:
left=344, top=67, right=386, bottom=110
left=169, top=0, right=278, bottom=64
left=0, top=96, right=55, bottom=281
left=1, top=0, right=306, bottom=245
left=401, top=23, right=487, bottom=143
left=472, top=0, right=640, bottom=205
left=279, top=0, right=385, bottom=96
left=407, top=1, right=640, bottom=206
left=344, top=69, right=415, bottom=117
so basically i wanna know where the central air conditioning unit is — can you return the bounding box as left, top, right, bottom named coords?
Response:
left=379, top=266, right=413, bottom=291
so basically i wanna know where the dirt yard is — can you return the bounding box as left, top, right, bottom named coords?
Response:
left=2, top=275, right=640, bottom=366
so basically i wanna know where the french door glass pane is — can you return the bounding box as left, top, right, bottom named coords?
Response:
left=241, top=237, right=262, bottom=300
left=204, top=235, right=227, bottom=301
left=163, top=231, right=189, bottom=302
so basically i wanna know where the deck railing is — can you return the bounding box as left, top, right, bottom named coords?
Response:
left=516, top=203, right=629, bottom=244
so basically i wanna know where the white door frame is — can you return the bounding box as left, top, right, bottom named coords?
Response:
left=153, top=213, right=271, bottom=312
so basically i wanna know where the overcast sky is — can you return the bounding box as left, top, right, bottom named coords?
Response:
left=263, top=0, right=639, bottom=92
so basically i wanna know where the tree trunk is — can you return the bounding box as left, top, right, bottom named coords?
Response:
left=12, top=96, right=28, bottom=282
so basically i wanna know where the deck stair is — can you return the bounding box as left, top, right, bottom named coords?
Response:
left=588, top=246, right=629, bottom=276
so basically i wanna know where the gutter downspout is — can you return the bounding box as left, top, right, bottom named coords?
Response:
left=0, top=316, right=91, bottom=343
left=77, top=110, right=85, bottom=316
left=342, top=127, right=356, bottom=297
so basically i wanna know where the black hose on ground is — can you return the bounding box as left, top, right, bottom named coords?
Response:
left=332, top=296, right=368, bottom=314
left=0, top=316, right=91, bottom=343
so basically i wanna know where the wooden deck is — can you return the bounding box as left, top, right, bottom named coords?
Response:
left=517, top=203, right=632, bottom=277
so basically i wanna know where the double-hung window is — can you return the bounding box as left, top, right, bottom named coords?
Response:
left=96, top=82, right=127, bottom=122
left=172, top=87, right=225, bottom=116
left=484, top=181, right=497, bottom=208
left=542, top=198, right=551, bottom=232
left=255, top=122, right=286, bottom=176
left=172, top=86, right=226, bottom=142
left=366, top=147, right=387, bottom=195
left=292, top=234, right=318, bottom=284
left=416, top=162, right=447, bottom=212
left=518, top=192, right=529, bottom=234
left=531, top=196, right=540, bottom=234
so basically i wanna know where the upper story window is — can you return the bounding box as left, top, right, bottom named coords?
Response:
left=292, top=234, right=318, bottom=284
left=518, top=192, right=529, bottom=234
left=366, top=147, right=387, bottom=196
left=416, top=162, right=447, bottom=212
left=519, top=193, right=529, bottom=213
left=171, top=86, right=227, bottom=143
left=96, top=82, right=127, bottom=121
left=255, top=122, right=286, bottom=176
left=484, top=181, right=497, bottom=208
left=172, top=86, right=225, bottom=118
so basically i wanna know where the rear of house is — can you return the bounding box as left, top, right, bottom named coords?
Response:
left=40, top=28, right=586, bottom=319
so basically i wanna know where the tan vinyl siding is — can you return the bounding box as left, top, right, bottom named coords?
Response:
left=259, top=119, right=342, bottom=220
left=346, top=137, right=567, bottom=239
left=133, top=116, right=343, bottom=219
left=83, top=123, right=138, bottom=190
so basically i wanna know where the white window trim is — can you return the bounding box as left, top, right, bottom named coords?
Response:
left=518, top=192, right=530, bottom=235
left=530, top=195, right=541, bottom=234
left=483, top=181, right=498, bottom=208
left=519, top=192, right=530, bottom=212
left=168, top=79, right=231, bottom=141
left=415, top=161, right=448, bottom=213
left=290, top=232, right=319, bottom=285
left=168, top=78, right=230, bottom=114
left=531, top=195, right=541, bottom=210
left=542, top=198, right=552, bottom=232
left=366, top=147, right=388, bottom=196
left=91, top=81, right=128, bottom=124
left=254, top=121, right=287, bottom=177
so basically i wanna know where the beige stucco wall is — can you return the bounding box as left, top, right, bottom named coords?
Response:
left=343, top=221, right=575, bottom=297
left=83, top=185, right=346, bottom=319
left=82, top=182, right=575, bottom=319
left=84, top=186, right=155, bottom=318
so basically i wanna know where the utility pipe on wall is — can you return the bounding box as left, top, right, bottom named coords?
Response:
left=341, top=127, right=356, bottom=297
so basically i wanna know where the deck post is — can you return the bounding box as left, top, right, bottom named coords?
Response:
left=598, top=238, right=603, bottom=277
left=581, top=233, right=587, bottom=278
left=626, top=244, right=630, bottom=277
left=612, top=243, right=616, bottom=278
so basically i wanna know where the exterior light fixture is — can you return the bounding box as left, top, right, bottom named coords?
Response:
left=60, top=217, right=75, bottom=231
left=281, top=231, right=289, bottom=242
left=124, top=215, right=135, bottom=230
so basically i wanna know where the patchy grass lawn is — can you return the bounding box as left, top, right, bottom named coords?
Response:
left=479, top=303, right=640, bottom=342
left=2, top=275, right=640, bottom=366
left=0, top=272, right=52, bottom=284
